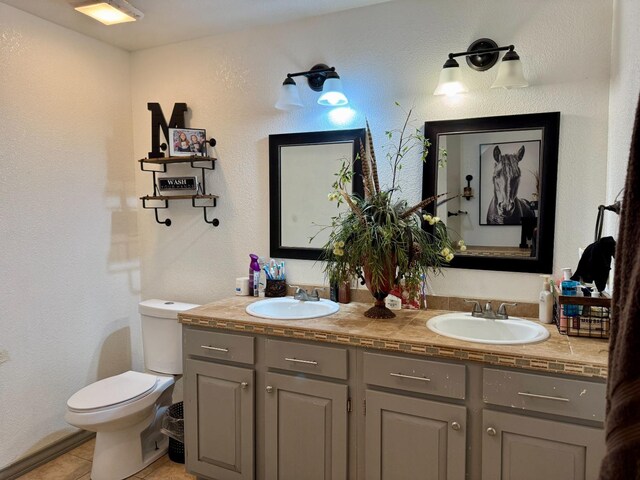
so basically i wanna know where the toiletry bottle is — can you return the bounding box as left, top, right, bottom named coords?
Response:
left=329, top=281, right=339, bottom=302
left=249, top=254, right=260, bottom=297
left=538, top=275, right=553, bottom=324
left=561, top=267, right=579, bottom=319
left=338, top=282, right=351, bottom=304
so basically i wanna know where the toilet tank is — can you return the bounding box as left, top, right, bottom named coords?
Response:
left=139, top=299, right=200, bottom=375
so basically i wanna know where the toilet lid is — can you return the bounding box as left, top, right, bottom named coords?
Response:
left=67, top=371, right=158, bottom=411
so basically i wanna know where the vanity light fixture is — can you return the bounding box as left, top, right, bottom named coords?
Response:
left=276, top=64, right=348, bottom=110
left=73, top=0, right=143, bottom=25
left=434, top=38, right=528, bottom=96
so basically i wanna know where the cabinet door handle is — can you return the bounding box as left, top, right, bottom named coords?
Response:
left=266, top=385, right=274, bottom=393
left=451, top=422, right=461, bottom=431
left=240, top=382, right=248, bottom=389
left=487, top=427, right=497, bottom=436
left=517, top=391, right=570, bottom=402
left=201, top=345, right=229, bottom=353
left=389, top=372, right=431, bottom=382
left=284, top=357, right=318, bottom=365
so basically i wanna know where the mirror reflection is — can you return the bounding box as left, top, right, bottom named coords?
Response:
left=438, top=129, right=542, bottom=258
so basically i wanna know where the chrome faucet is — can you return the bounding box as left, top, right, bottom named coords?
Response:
left=292, top=286, right=321, bottom=302
left=464, top=300, right=518, bottom=320
left=483, top=302, right=497, bottom=319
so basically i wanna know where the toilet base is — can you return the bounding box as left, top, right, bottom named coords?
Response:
left=91, top=401, right=171, bottom=480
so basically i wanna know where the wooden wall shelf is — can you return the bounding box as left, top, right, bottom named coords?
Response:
left=139, top=150, right=220, bottom=227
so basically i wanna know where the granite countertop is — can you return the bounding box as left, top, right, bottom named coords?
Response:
left=178, top=296, right=609, bottom=379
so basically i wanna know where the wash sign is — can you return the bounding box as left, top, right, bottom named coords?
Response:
left=158, top=176, right=197, bottom=192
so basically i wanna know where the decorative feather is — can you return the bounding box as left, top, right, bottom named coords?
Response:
left=366, top=120, right=380, bottom=194
left=359, top=139, right=374, bottom=199
left=339, top=188, right=366, bottom=224
left=400, top=193, right=448, bottom=219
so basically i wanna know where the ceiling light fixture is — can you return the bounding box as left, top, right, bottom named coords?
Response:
left=276, top=64, right=348, bottom=111
left=74, top=0, right=143, bottom=25
left=434, top=38, right=528, bottom=96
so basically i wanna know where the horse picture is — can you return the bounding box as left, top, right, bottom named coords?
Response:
left=480, top=141, right=540, bottom=226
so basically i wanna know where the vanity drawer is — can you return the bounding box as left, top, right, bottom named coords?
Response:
left=265, top=339, right=348, bottom=380
left=363, top=352, right=466, bottom=399
left=184, top=327, right=255, bottom=365
left=483, top=368, right=606, bottom=422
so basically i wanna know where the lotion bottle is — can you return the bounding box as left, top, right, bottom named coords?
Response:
left=539, top=275, right=553, bottom=324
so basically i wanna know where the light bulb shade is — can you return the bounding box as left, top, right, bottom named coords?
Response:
left=433, top=62, right=468, bottom=96
left=317, top=77, right=348, bottom=106
left=275, top=79, right=303, bottom=110
left=491, top=54, right=528, bottom=89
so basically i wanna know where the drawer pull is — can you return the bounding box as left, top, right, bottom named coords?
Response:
left=240, top=382, right=248, bottom=389
left=451, top=422, right=461, bottom=431
left=266, top=385, right=274, bottom=393
left=517, top=391, right=570, bottom=402
left=201, top=345, right=229, bottom=353
left=389, top=372, right=431, bottom=382
left=487, top=427, right=497, bottom=436
left=284, top=357, right=318, bottom=365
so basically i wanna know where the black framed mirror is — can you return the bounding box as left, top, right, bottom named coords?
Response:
left=269, top=128, right=365, bottom=260
left=422, top=112, right=560, bottom=273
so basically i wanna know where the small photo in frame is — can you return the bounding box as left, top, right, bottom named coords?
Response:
left=168, top=128, right=208, bottom=157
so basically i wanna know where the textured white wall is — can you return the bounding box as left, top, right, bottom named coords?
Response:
left=132, top=0, right=612, bottom=304
left=0, top=4, right=139, bottom=469
left=606, top=0, right=640, bottom=236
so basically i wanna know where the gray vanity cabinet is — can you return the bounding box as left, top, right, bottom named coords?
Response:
left=264, top=372, right=349, bottom=480
left=184, top=358, right=255, bottom=480
left=481, top=410, right=605, bottom=480
left=365, top=390, right=466, bottom=480
left=182, top=325, right=605, bottom=480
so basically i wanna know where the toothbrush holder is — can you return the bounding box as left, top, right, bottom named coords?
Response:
left=265, top=279, right=287, bottom=297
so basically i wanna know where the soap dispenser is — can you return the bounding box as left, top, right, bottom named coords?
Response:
left=538, top=275, right=553, bottom=324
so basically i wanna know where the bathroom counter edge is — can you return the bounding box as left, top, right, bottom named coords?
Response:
left=178, top=297, right=608, bottom=379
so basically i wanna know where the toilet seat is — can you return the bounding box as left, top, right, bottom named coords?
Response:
left=67, top=371, right=158, bottom=412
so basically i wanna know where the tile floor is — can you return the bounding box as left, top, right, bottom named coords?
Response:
left=17, top=438, right=195, bottom=480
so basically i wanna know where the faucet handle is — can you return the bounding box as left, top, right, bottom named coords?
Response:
left=289, top=285, right=302, bottom=292
left=497, top=302, right=518, bottom=319
left=464, top=299, right=482, bottom=316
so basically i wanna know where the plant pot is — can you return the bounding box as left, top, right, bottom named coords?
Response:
left=362, top=262, right=396, bottom=319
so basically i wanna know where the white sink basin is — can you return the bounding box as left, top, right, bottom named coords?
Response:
left=426, top=312, right=549, bottom=345
left=246, top=297, right=339, bottom=320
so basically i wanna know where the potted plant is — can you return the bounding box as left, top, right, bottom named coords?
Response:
left=321, top=108, right=457, bottom=319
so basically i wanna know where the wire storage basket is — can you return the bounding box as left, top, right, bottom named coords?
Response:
left=161, top=401, right=185, bottom=463
left=554, top=294, right=611, bottom=339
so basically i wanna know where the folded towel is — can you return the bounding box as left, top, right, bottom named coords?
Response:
left=599, top=95, right=640, bottom=478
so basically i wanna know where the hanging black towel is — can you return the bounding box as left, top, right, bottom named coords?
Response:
left=571, top=236, right=616, bottom=291
left=599, top=94, right=640, bottom=478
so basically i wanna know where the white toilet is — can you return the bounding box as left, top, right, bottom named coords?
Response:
left=65, top=299, right=198, bottom=480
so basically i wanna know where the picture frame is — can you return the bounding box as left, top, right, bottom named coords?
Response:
left=168, top=127, right=208, bottom=157
left=479, top=140, right=541, bottom=226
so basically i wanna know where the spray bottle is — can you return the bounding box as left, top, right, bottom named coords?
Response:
left=249, top=254, right=260, bottom=297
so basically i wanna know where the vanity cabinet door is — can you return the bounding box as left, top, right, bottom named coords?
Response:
left=264, top=372, right=348, bottom=480
left=365, top=390, right=466, bottom=480
left=184, top=358, right=254, bottom=480
left=482, top=410, right=605, bottom=480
